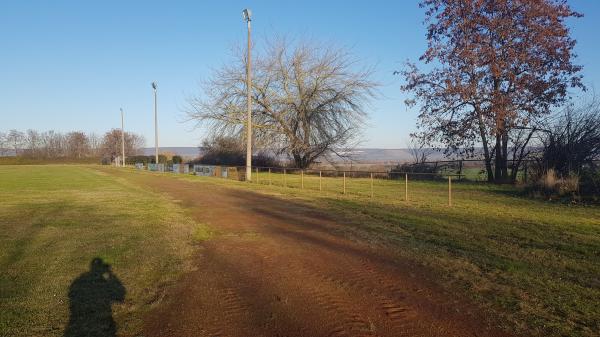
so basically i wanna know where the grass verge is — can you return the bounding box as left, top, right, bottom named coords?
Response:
left=0, top=165, right=202, bottom=337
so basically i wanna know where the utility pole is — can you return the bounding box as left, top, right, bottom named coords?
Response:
left=120, top=108, right=125, bottom=167
left=151, top=82, right=158, bottom=165
left=243, top=8, right=252, bottom=181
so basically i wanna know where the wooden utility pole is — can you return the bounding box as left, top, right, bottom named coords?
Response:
left=120, top=108, right=125, bottom=167
left=243, top=9, right=253, bottom=182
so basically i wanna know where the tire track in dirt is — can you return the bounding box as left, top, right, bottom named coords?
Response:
left=299, top=258, right=421, bottom=336
left=256, top=206, right=482, bottom=336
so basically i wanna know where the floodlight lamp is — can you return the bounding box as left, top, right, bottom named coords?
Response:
left=242, top=8, right=251, bottom=22
left=151, top=82, right=157, bottom=90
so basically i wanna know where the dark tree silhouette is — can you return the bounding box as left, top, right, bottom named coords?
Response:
left=64, top=258, right=125, bottom=337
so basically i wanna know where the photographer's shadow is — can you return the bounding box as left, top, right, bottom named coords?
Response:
left=64, top=258, right=125, bottom=337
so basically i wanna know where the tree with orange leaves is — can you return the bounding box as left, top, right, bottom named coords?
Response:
left=401, top=0, right=584, bottom=183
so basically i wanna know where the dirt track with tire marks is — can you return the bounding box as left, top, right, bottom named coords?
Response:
left=106, top=170, right=511, bottom=337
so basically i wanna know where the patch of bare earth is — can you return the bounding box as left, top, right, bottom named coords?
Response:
left=109, top=170, right=511, bottom=337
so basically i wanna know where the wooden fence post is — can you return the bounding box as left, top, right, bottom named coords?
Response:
left=269, top=168, right=272, bottom=185
left=343, top=172, right=346, bottom=195
left=405, top=173, right=408, bottom=201
left=301, top=170, right=304, bottom=189
left=256, top=167, right=259, bottom=184
left=448, top=176, right=452, bottom=207
left=319, top=171, right=322, bottom=192
left=370, top=173, right=374, bottom=199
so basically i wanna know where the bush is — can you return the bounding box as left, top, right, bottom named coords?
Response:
left=125, top=155, right=168, bottom=165
left=172, top=155, right=183, bottom=164
left=579, top=167, right=600, bottom=199
left=195, top=136, right=279, bottom=167
left=526, top=169, right=580, bottom=200
left=252, top=152, right=280, bottom=168
left=390, top=162, right=441, bottom=180
left=197, top=136, right=244, bottom=166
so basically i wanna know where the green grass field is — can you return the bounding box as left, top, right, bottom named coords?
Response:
left=0, top=165, right=200, bottom=337
left=2, top=165, right=600, bottom=336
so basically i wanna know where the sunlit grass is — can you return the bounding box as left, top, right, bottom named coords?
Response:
left=0, top=165, right=200, bottom=337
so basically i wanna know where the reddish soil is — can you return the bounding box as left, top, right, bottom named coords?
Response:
left=114, top=170, right=511, bottom=337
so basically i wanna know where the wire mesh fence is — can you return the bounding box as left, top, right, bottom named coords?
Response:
left=252, top=167, right=459, bottom=205
left=134, top=163, right=461, bottom=206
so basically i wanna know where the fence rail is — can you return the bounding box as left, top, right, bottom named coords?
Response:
left=390, top=158, right=600, bottom=182
left=133, top=163, right=461, bottom=206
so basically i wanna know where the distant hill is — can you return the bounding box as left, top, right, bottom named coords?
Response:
left=141, top=147, right=448, bottom=163
left=141, top=147, right=200, bottom=158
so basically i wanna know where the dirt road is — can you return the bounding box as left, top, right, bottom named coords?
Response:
left=113, top=170, right=509, bottom=337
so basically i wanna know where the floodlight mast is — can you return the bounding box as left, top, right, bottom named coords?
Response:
left=120, top=108, right=125, bottom=167
left=151, top=82, right=158, bottom=165
left=243, top=8, right=252, bottom=181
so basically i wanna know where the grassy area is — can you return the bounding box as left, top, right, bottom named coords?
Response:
left=0, top=165, right=200, bottom=337
left=0, top=157, right=101, bottom=165
left=164, top=169, right=600, bottom=336
left=2, top=165, right=599, bottom=336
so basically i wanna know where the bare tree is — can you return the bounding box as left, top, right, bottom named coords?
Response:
left=538, top=99, right=600, bottom=176
left=6, top=129, right=24, bottom=156
left=40, top=130, right=66, bottom=158
left=101, top=129, right=145, bottom=161
left=23, top=129, right=42, bottom=158
left=187, top=39, right=378, bottom=168
left=407, top=137, right=434, bottom=165
left=87, top=133, right=102, bottom=157
left=0, top=132, right=6, bottom=156
left=507, top=127, right=537, bottom=182
left=66, top=132, right=90, bottom=158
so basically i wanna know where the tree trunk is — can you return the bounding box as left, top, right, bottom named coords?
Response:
left=476, top=110, right=494, bottom=182
left=293, top=153, right=310, bottom=169
left=494, top=134, right=503, bottom=183
left=501, top=129, right=509, bottom=181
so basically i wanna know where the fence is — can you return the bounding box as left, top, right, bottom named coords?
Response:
left=392, top=159, right=600, bottom=182
left=134, top=163, right=461, bottom=206
left=252, top=167, right=459, bottom=206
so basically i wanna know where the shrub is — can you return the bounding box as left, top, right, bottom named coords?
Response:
left=578, top=167, right=600, bottom=200
left=252, top=152, right=280, bottom=168
left=172, top=155, right=183, bottom=164
left=197, top=136, right=244, bottom=166
left=390, top=162, right=441, bottom=180
left=195, top=136, right=280, bottom=167
left=527, top=169, right=580, bottom=200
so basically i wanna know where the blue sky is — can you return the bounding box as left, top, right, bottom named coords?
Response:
left=1, top=0, right=599, bottom=148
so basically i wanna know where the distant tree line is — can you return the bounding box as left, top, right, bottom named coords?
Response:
left=0, top=129, right=145, bottom=162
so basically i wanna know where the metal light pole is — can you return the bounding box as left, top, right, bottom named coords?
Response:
left=243, top=8, right=252, bottom=181
left=151, top=82, right=159, bottom=165
left=120, top=108, right=125, bottom=167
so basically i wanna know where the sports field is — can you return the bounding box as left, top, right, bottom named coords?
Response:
left=1, top=165, right=599, bottom=336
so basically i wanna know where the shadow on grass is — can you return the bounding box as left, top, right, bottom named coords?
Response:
left=64, top=258, right=125, bottom=337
